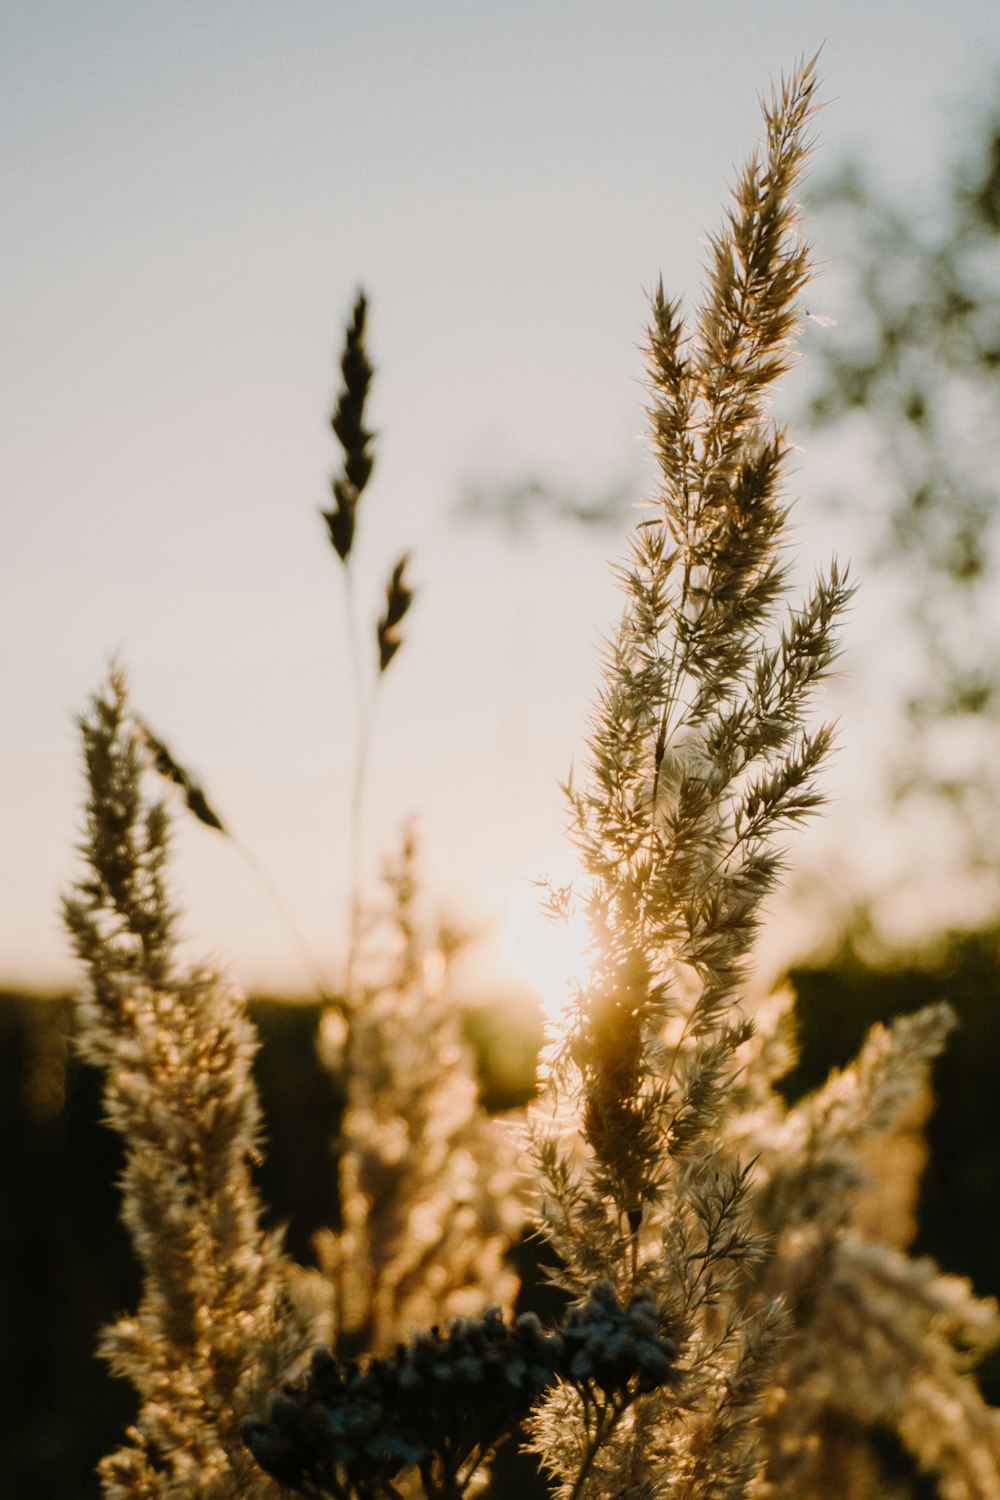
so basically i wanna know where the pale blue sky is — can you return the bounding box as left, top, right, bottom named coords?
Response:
left=4, top=2, right=999, bottom=993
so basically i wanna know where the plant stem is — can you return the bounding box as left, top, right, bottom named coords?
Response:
left=231, top=833, right=337, bottom=1006
left=342, top=566, right=380, bottom=1007
left=567, top=1400, right=627, bottom=1500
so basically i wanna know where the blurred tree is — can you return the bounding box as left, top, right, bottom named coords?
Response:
left=805, top=100, right=1000, bottom=927
left=452, top=469, right=634, bottom=536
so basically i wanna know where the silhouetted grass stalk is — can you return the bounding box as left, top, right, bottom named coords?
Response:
left=342, top=562, right=372, bottom=1007
left=321, top=292, right=413, bottom=1007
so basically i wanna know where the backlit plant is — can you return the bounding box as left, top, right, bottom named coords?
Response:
left=64, top=58, right=1000, bottom=1500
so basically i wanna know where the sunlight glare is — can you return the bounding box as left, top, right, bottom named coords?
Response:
left=500, top=888, right=593, bottom=1024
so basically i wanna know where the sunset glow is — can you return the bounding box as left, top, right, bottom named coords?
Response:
left=500, top=887, right=593, bottom=1024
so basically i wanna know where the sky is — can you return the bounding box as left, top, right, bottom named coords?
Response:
left=4, top=1, right=1000, bottom=999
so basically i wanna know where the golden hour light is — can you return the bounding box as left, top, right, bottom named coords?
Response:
left=499, top=884, right=593, bottom=1025
left=10, top=9, right=1000, bottom=1497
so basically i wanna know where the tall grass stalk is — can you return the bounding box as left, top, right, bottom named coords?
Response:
left=520, top=58, right=1000, bottom=1500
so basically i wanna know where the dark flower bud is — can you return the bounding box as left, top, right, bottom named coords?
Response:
left=246, top=1287, right=677, bottom=1498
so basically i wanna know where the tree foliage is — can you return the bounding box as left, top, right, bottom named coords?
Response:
left=807, top=98, right=1000, bottom=914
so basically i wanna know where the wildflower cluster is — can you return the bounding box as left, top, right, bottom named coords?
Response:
left=244, top=1286, right=678, bottom=1500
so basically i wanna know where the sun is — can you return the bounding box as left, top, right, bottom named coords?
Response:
left=500, top=886, right=593, bottom=1025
